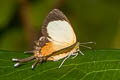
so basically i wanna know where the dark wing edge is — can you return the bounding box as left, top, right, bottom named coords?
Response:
left=41, top=9, right=70, bottom=37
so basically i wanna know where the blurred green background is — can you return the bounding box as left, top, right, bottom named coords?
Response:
left=0, top=0, right=120, bottom=51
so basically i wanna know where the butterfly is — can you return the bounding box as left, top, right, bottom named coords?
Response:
left=12, top=9, right=94, bottom=69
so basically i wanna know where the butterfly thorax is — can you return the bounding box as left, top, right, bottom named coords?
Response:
left=33, top=36, right=50, bottom=57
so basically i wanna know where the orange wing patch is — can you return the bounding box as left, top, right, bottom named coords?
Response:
left=41, top=42, right=55, bottom=56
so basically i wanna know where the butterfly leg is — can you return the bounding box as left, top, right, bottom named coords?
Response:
left=71, top=45, right=84, bottom=59
left=71, top=49, right=84, bottom=59
left=71, top=52, right=78, bottom=59
left=59, top=54, right=71, bottom=68
left=78, top=49, right=84, bottom=55
left=12, top=56, right=36, bottom=67
left=76, top=48, right=84, bottom=55
left=32, top=58, right=41, bottom=69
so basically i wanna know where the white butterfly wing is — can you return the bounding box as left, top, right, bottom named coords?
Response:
left=41, top=9, right=76, bottom=52
left=47, top=20, right=76, bottom=51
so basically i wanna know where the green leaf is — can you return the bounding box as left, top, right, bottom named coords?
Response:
left=0, top=50, right=120, bottom=80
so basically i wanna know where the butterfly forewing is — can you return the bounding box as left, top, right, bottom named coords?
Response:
left=41, top=9, right=76, bottom=52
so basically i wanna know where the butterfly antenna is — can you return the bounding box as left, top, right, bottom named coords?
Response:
left=80, top=45, right=92, bottom=49
left=80, top=42, right=96, bottom=45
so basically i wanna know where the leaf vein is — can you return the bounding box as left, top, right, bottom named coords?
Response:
left=80, top=69, right=120, bottom=80
left=57, top=68, right=76, bottom=80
